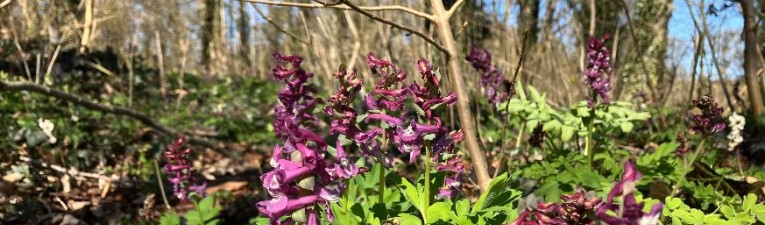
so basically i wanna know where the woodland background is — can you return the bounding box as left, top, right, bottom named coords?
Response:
left=2, top=0, right=765, bottom=224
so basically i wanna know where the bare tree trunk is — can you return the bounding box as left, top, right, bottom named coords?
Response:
left=430, top=0, right=491, bottom=192
left=155, top=30, right=166, bottom=97
left=238, top=1, right=251, bottom=70
left=741, top=0, right=765, bottom=115
left=201, top=0, right=218, bottom=74
left=518, top=0, right=541, bottom=44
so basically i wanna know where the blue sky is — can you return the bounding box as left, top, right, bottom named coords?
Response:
left=479, top=0, right=745, bottom=79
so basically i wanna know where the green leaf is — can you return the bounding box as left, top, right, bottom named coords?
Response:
left=619, top=122, right=634, bottom=133
left=398, top=214, right=423, bottom=225
left=423, top=133, right=436, bottom=141
left=427, top=202, right=456, bottom=223
left=455, top=199, right=470, bottom=217
left=401, top=178, right=422, bottom=212
left=185, top=210, right=204, bottom=225
left=515, top=81, right=526, bottom=101
left=159, top=211, right=181, bottom=225
left=743, top=193, right=757, bottom=212
left=528, top=86, right=542, bottom=103
left=471, top=173, right=518, bottom=213
left=331, top=202, right=356, bottom=225
left=751, top=204, right=765, bottom=223
left=672, top=210, right=701, bottom=224
left=561, top=126, right=574, bottom=141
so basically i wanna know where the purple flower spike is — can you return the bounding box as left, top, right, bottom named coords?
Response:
left=583, top=34, right=612, bottom=108
left=689, top=94, right=726, bottom=136
left=361, top=53, right=411, bottom=167
left=163, top=136, right=206, bottom=202
left=466, top=46, right=513, bottom=105
left=260, top=53, right=364, bottom=223
left=596, top=160, right=663, bottom=225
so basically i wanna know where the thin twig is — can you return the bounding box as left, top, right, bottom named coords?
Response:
left=19, top=156, right=115, bottom=182
left=682, top=0, right=735, bottom=111
left=251, top=4, right=309, bottom=45
left=240, top=0, right=433, bottom=21
left=0, top=81, right=227, bottom=154
left=339, top=0, right=449, bottom=54
left=0, top=0, right=12, bottom=8
left=446, top=0, right=466, bottom=19
left=154, top=160, right=172, bottom=210
left=43, top=44, right=62, bottom=83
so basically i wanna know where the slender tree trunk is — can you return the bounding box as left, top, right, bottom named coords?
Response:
left=155, top=30, right=166, bottom=97
left=430, top=0, right=491, bottom=191
left=741, top=0, right=765, bottom=115
left=238, top=1, right=251, bottom=70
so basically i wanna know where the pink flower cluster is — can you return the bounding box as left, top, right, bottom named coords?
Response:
left=163, top=136, right=206, bottom=202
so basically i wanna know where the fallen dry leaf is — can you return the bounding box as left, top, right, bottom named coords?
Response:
left=205, top=181, right=248, bottom=194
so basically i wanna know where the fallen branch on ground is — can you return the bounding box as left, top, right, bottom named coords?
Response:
left=0, top=81, right=229, bottom=155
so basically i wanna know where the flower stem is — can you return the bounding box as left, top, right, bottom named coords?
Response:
left=154, top=159, right=171, bottom=210
left=586, top=105, right=596, bottom=168
left=423, top=145, right=432, bottom=223
left=672, top=139, right=706, bottom=196
left=379, top=130, right=387, bottom=205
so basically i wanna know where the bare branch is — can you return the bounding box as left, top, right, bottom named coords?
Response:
left=0, top=81, right=227, bottom=154
left=239, top=0, right=433, bottom=21
left=0, top=0, right=12, bottom=9
left=251, top=4, right=309, bottom=45
left=338, top=0, right=448, bottom=54
left=446, top=0, right=466, bottom=19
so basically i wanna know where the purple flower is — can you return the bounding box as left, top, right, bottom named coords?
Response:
left=256, top=195, right=322, bottom=220
left=512, top=188, right=602, bottom=225
left=689, top=94, right=726, bottom=136
left=260, top=53, right=361, bottom=223
left=436, top=157, right=465, bottom=199
left=596, top=160, right=663, bottom=225
left=584, top=34, right=612, bottom=108
left=466, top=46, right=513, bottom=105
left=360, top=53, right=410, bottom=166
left=163, top=136, right=206, bottom=202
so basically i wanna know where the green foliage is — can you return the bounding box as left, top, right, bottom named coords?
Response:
left=664, top=194, right=765, bottom=225
left=159, top=196, right=222, bottom=225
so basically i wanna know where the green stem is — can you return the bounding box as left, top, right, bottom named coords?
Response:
left=672, top=139, right=706, bottom=196
left=423, top=145, right=432, bottom=223
left=515, top=123, right=525, bottom=150
left=154, top=159, right=171, bottom=210
left=379, top=130, right=387, bottom=205
left=585, top=117, right=594, bottom=168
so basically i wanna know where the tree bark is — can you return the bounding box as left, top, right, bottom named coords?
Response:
left=741, top=0, right=765, bottom=115
left=430, top=0, right=491, bottom=192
